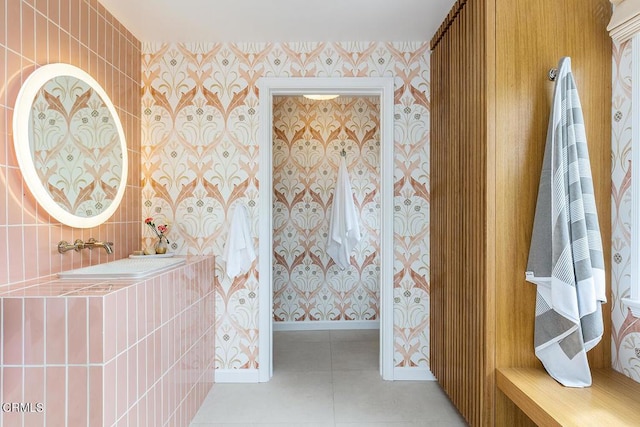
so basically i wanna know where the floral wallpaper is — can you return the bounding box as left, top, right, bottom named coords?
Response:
left=612, top=39, right=640, bottom=382
left=141, top=42, right=430, bottom=370
left=272, top=95, right=380, bottom=322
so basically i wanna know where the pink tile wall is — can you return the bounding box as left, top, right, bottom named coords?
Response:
left=0, top=256, right=216, bottom=426
left=0, top=0, right=142, bottom=292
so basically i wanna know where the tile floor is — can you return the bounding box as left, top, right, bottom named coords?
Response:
left=190, top=330, right=468, bottom=426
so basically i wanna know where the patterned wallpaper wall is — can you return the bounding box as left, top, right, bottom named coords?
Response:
left=141, top=42, right=430, bottom=370
left=611, top=39, right=640, bottom=382
left=272, top=95, right=380, bottom=323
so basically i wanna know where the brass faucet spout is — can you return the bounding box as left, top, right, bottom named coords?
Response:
left=86, top=238, right=114, bottom=254
left=58, top=238, right=114, bottom=254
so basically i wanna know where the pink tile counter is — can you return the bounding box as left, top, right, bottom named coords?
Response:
left=0, top=255, right=216, bottom=427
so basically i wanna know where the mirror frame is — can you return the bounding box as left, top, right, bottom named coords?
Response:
left=13, top=63, right=128, bottom=228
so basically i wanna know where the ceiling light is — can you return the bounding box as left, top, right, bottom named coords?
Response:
left=303, top=94, right=339, bottom=100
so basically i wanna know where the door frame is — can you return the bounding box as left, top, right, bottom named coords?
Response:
left=257, top=77, right=395, bottom=381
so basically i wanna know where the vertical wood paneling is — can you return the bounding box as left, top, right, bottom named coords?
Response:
left=430, top=1, right=491, bottom=425
left=430, top=0, right=611, bottom=425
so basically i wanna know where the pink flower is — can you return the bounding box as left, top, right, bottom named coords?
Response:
left=144, top=218, right=170, bottom=244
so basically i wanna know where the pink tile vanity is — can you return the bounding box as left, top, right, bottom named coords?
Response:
left=0, top=255, right=215, bottom=427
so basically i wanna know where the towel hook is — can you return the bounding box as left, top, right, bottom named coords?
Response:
left=340, top=148, right=346, bottom=157
left=548, top=68, right=558, bottom=81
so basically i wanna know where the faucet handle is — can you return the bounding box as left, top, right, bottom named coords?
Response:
left=58, top=239, right=84, bottom=253
left=58, top=240, right=71, bottom=253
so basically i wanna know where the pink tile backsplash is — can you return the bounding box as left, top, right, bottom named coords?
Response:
left=45, top=297, right=66, bottom=364
left=45, top=366, right=66, bottom=427
left=24, top=297, right=44, bottom=365
left=88, top=297, right=103, bottom=364
left=0, top=228, right=7, bottom=285
left=104, top=293, right=117, bottom=361
left=2, top=366, right=22, bottom=405
left=2, top=367, right=23, bottom=426
left=1, top=256, right=215, bottom=426
left=1, top=0, right=142, bottom=293
left=103, top=360, right=116, bottom=426
left=127, top=286, right=138, bottom=346
left=67, top=297, right=88, bottom=364
left=116, top=352, right=128, bottom=420
left=89, top=366, right=103, bottom=426
left=136, top=284, right=146, bottom=339
left=22, top=4, right=35, bottom=62
left=137, top=341, right=147, bottom=399
left=116, top=289, right=127, bottom=354
left=0, top=0, right=6, bottom=48
left=23, top=366, right=45, bottom=426
left=3, top=298, right=23, bottom=365
left=23, top=226, right=38, bottom=280
left=8, top=226, right=24, bottom=283
left=68, top=366, right=88, bottom=427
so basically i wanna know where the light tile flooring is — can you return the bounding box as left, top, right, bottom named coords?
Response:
left=191, top=330, right=468, bottom=426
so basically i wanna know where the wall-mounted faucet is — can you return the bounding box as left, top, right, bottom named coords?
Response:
left=58, top=238, right=114, bottom=254
left=85, top=238, right=114, bottom=254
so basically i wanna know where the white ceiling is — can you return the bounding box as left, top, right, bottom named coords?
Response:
left=97, top=0, right=456, bottom=44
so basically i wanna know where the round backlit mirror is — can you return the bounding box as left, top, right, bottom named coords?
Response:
left=13, top=63, right=127, bottom=228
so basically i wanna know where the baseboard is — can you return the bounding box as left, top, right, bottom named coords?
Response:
left=272, top=320, right=380, bottom=331
left=393, top=367, right=437, bottom=381
left=214, top=368, right=260, bottom=383
left=215, top=366, right=436, bottom=383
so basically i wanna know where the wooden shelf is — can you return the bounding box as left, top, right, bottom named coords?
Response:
left=497, top=368, right=640, bottom=426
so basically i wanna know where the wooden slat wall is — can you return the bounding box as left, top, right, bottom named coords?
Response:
left=430, top=1, right=493, bottom=425
left=430, top=0, right=611, bottom=425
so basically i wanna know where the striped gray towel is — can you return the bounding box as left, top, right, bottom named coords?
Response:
left=525, top=57, right=606, bottom=387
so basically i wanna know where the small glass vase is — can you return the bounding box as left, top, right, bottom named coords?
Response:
left=155, top=236, right=168, bottom=254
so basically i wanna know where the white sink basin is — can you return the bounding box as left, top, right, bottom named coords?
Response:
left=58, top=257, right=186, bottom=279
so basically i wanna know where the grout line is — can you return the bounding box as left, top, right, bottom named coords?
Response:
left=0, top=299, right=3, bottom=425
left=85, top=363, right=90, bottom=427
left=64, top=298, right=69, bottom=427
left=20, top=298, right=25, bottom=427
left=43, top=298, right=47, bottom=427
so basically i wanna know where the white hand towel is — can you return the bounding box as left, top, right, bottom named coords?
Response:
left=326, top=157, right=361, bottom=269
left=222, top=204, right=256, bottom=279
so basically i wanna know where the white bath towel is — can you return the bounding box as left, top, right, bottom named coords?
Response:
left=222, top=203, right=256, bottom=279
left=326, top=157, right=361, bottom=270
left=525, top=57, right=606, bottom=387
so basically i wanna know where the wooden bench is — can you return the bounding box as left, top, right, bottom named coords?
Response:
left=497, top=368, right=640, bottom=426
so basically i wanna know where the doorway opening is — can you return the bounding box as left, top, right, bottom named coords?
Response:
left=257, top=77, right=395, bottom=381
